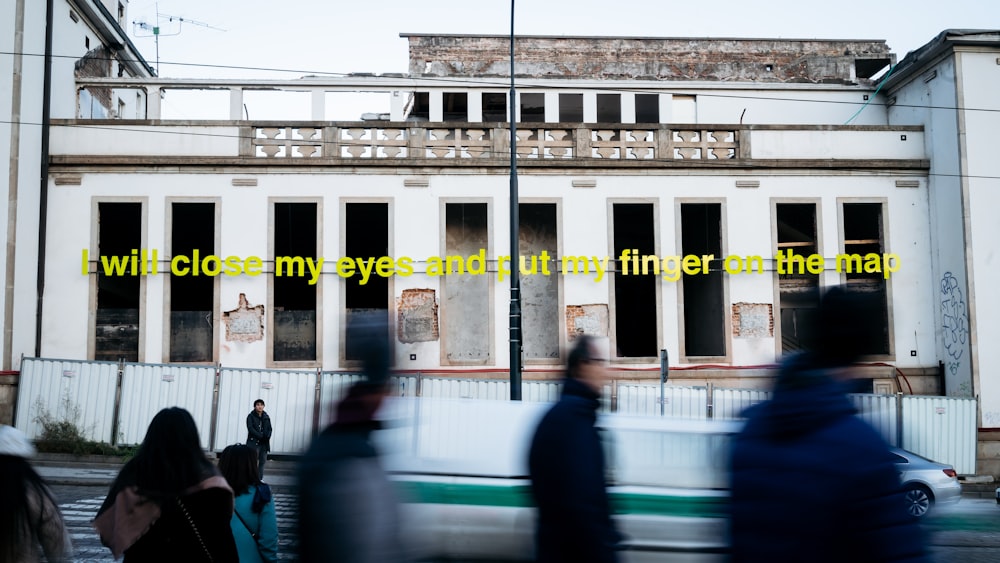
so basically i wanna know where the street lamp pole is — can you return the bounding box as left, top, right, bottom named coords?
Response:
left=508, top=0, right=522, bottom=400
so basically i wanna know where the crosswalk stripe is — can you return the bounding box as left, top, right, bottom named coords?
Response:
left=60, top=496, right=299, bottom=563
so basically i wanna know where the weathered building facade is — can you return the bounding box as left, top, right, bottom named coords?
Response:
left=12, top=29, right=997, bottom=448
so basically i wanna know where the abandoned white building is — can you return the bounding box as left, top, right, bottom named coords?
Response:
left=3, top=4, right=999, bottom=467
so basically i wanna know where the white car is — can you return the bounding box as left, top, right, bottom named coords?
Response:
left=890, top=447, right=962, bottom=517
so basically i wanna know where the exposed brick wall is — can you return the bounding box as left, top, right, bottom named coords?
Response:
left=566, top=304, right=609, bottom=340
left=405, top=35, right=891, bottom=84
left=75, top=47, right=114, bottom=110
left=397, top=288, right=439, bottom=343
left=732, top=302, right=774, bottom=338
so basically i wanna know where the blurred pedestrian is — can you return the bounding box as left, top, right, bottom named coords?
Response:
left=729, top=286, right=930, bottom=562
left=94, top=407, right=238, bottom=562
left=0, top=424, right=72, bottom=563
left=297, top=332, right=404, bottom=563
left=528, top=334, right=622, bottom=563
left=246, top=399, right=272, bottom=479
left=218, top=444, right=278, bottom=563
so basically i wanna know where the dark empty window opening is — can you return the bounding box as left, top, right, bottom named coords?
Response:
left=443, top=203, right=491, bottom=363
left=482, top=93, right=508, bottom=122
left=776, top=203, right=820, bottom=354
left=612, top=204, right=657, bottom=358
left=635, top=94, right=659, bottom=123
left=170, top=203, right=215, bottom=362
left=559, top=93, right=583, bottom=122
left=519, top=93, right=545, bottom=122
left=596, top=94, right=621, bottom=123
left=408, top=92, right=429, bottom=121
left=344, top=203, right=390, bottom=362
left=442, top=92, right=468, bottom=122
left=843, top=202, right=891, bottom=356
left=95, top=202, right=141, bottom=362
left=273, top=203, right=317, bottom=362
left=520, top=204, right=559, bottom=360
left=681, top=203, right=725, bottom=358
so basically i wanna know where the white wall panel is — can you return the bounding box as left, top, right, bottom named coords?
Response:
left=14, top=358, right=118, bottom=442
left=901, top=395, right=977, bottom=475
left=215, top=368, right=317, bottom=454
left=118, top=363, right=217, bottom=448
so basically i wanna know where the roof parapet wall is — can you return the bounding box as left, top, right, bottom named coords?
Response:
left=403, top=34, right=893, bottom=85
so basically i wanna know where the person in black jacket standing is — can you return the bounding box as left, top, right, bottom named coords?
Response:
left=528, top=334, right=622, bottom=563
left=246, top=399, right=272, bottom=478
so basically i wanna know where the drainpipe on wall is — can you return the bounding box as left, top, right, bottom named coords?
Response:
left=34, top=0, right=54, bottom=358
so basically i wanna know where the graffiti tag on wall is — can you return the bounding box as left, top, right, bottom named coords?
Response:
left=940, top=272, right=968, bottom=376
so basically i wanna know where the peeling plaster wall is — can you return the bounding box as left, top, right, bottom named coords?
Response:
left=442, top=203, right=491, bottom=364
left=520, top=205, right=559, bottom=360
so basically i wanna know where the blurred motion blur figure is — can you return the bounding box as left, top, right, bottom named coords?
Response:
left=94, top=407, right=238, bottom=562
left=0, top=425, right=72, bottom=563
left=729, top=286, right=929, bottom=562
left=528, top=334, right=622, bottom=563
left=218, top=444, right=278, bottom=563
left=297, top=327, right=404, bottom=563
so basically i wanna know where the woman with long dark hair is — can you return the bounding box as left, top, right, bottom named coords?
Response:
left=94, top=407, right=238, bottom=562
left=218, top=444, right=278, bottom=563
left=0, top=425, right=71, bottom=562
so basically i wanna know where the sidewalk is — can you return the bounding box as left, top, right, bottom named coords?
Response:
left=33, top=453, right=300, bottom=489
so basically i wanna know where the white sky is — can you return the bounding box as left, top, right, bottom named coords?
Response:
left=126, top=0, right=998, bottom=79
left=121, top=0, right=998, bottom=120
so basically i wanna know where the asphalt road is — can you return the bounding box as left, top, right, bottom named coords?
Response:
left=50, top=484, right=1000, bottom=562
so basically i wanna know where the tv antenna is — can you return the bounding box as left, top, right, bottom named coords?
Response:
left=132, top=3, right=225, bottom=75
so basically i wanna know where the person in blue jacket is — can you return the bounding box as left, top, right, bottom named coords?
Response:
left=528, top=334, right=622, bottom=563
left=729, top=286, right=929, bottom=562
left=218, top=444, right=278, bottom=563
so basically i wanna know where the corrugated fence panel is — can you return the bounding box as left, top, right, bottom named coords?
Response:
left=392, top=375, right=419, bottom=398
left=216, top=368, right=317, bottom=455
left=15, top=358, right=118, bottom=442
left=615, top=384, right=708, bottom=418
left=849, top=394, right=899, bottom=447
left=523, top=381, right=562, bottom=402
left=712, top=388, right=772, bottom=420
left=420, top=378, right=510, bottom=400
left=901, top=395, right=978, bottom=475
left=317, top=373, right=365, bottom=428
left=118, top=363, right=217, bottom=448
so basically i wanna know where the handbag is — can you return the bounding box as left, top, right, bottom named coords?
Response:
left=177, top=497, right=214, bottom=562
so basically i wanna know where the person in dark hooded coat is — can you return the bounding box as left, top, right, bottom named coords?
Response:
left=729, top=286, right=929, bottom=563
left=296, top=325, right=404, bottom=563
left=528, top=334, right=622, bottom=563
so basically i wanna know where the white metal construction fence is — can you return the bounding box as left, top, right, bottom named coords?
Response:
left=12, top=357, right=978, bottom=472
